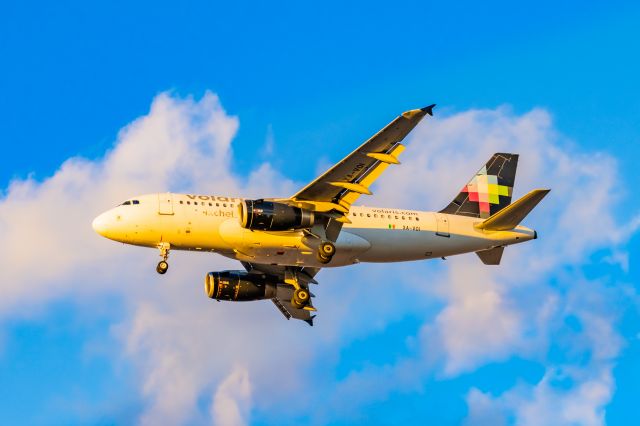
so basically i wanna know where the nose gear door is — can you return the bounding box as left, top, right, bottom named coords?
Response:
left=158, top=193, right=174, bottom=215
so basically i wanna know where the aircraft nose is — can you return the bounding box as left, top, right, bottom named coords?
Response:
left=92, top=212, right=110, bottom=237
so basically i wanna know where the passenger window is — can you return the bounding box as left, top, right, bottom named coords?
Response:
left=388, top=215, right=392, bottom=219
left=209, top=202, right=212, bottom=206
left=367, top=214, right=371, bottom=218
left=352, top=212, right=356, bottom=217
left=216, top=203, right=219, bottom=207
left=395, top=215, right=399, bottom=219
left=416, top=217, right=420, bottom=221
left=180, top=201, right=183, bottom=204
left=230, top=204, right=234, bottom=208
left=402, top=216, right=405, bottom=220
left=374, top=214, right=378, bottom=218
left=223, top=203, right=227, bottom=207
left=187, top=201, right=191, bottom=205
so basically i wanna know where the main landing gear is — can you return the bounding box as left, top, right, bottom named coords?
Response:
left=316, top=241, right=336, bottom=264
left=285, top=268, right=314, bottom=310
left=292, top=288, right=310, bottom=308
left=156, top=242, right=170, bottom=274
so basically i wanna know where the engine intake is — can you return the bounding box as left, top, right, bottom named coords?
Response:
left=239, top=199, right=314, bottom=231
left=205, top=271, right=277, bottom=301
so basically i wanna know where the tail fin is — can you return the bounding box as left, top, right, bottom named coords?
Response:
left=440, top=153, right=518, bottom=219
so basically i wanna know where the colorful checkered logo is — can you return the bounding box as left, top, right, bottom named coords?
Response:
left=461, top=166, right=512, bottom=218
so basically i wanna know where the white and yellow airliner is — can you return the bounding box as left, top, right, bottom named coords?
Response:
left=92, top=105, right=549, bottom=325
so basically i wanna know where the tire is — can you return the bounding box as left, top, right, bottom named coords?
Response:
left=291, top=288, right=310, bottom=308
left=316, top=252, right=331, bottom=264
left=320, top=242, right=336, bottom=257
left=156, top=261, right=168, bottom=274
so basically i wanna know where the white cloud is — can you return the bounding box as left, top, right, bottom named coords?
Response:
left=211, top=366, right=252, bottom=426
left=462, top=278, right=622, bottom=426
left=0, top=95, right=636, bottom=424
left=262, top=124, right=275, bottom=157
left=0, top=92, right=298, bottom=424
left=465, top=364, right=614, bottom=426
left=319, top=106, right=636, bottom=420
left=423, top=263, right=523, bottom=375
left=464, top=388, right=507, bottom=426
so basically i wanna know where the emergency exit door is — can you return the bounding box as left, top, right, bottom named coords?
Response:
left=158, top=193, right=174, bottom=215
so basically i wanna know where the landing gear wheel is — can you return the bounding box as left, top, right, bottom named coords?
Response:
left=291, top=288, right=310, bottom=309
left=156, top=260, right=169, bottom=275
left=156, top=242, right=170, bottom=275
left=316, top=241, right=335, bottom=264
left=320, top=241, right=336, bottom=257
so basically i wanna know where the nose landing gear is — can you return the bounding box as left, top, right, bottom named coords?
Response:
left=156, top=260, right=169, bottom=274
left=316, top=241, right=336, bottom=264
left=156, top=242, right=170, bottom=274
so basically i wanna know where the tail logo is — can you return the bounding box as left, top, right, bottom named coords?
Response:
left=461, top=167, right=513, bottom=218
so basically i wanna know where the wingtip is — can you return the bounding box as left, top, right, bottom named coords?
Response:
left=401, top=104, right=436, bottom=119
left=421, top=104, right=436, bottom=116
left=303, top=315, right=316, bottom=326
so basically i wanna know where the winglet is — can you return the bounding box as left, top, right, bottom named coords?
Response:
left=421, top=104, right=436, bottom=116
left=303, top=315, right=316, bottom=326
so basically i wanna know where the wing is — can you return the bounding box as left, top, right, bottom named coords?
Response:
left=242, top=262, right=319, bottom=326
left=245, top=106, right=435, bottom=324
left=289, top=105, right=435, bottom=215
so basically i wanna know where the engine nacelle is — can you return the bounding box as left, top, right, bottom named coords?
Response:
left=204, top=271, right=277, bottom=301
left=239, top=199, right=314, bottom=231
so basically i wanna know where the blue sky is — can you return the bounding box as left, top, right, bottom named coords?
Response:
left=1, top=1, right=639, bottom=425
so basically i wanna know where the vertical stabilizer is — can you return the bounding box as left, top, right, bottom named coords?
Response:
left=440, top=153, right=518, bottom=219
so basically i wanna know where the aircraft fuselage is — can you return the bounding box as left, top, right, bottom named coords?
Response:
left=92, top=193, right=536, bottom=268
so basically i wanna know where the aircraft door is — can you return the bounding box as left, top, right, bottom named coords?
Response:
left=435, top=213, right=450, bottom=237
left=158, top=193, right=174, bottom=215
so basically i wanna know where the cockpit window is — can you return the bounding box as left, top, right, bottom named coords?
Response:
left=132, top=200, right=140, bottom=205
left=121, top=201, right=131, bottom=206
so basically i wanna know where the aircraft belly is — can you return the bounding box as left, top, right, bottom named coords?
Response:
left=348, top=227, right=491, bottom=262
left=328, top=231, right=371, bottom=265
left=219, top=219, right=305, bottom=263
left=348, top=228, right=427, bottom=262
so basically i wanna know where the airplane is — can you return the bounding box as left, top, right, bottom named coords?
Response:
left=92, top=105, right=550, bottom=325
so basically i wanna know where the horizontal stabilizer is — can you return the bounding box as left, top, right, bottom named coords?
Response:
left=476, top=189, right=550, bottom=231
left=476, top=246, right=504, bottom=265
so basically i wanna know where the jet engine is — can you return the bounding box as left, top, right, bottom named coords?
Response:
left=239, top=199, right=314, bottom=231
left=205, top=271, right=278, bottom=301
